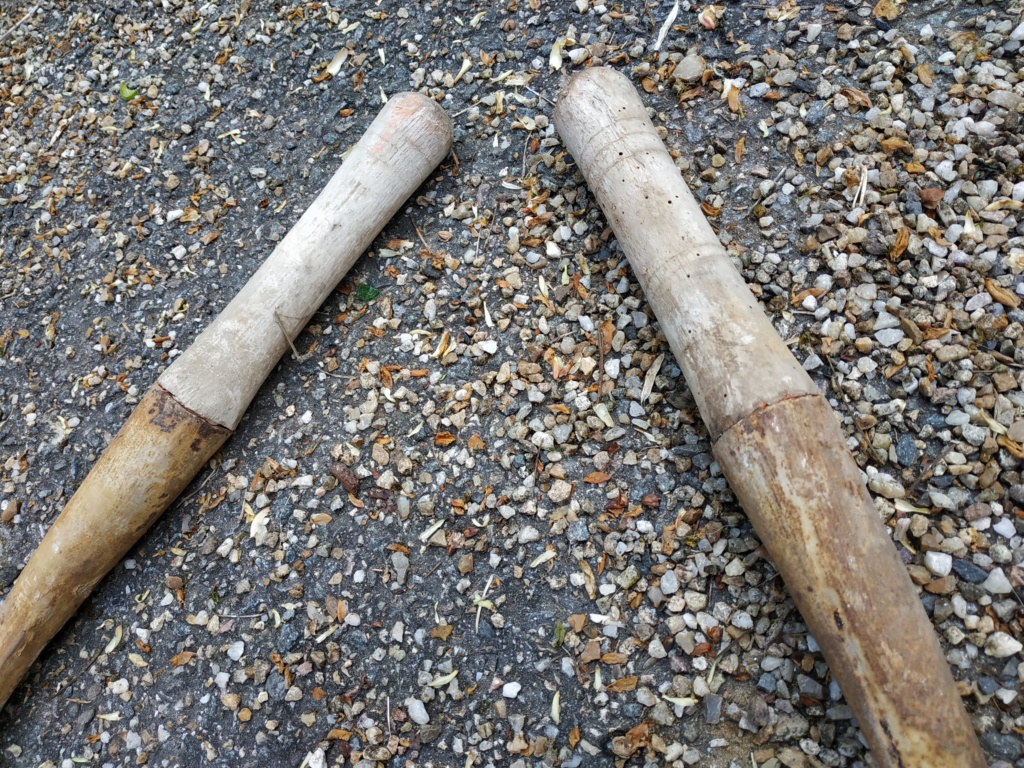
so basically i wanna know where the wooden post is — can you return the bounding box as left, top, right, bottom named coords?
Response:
left=554, top=67, right=983, bottom=768
left=0, top=93, right=453, bottom=711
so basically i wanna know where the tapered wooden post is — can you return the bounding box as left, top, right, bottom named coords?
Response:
left=554, top=67, right=983, bottom=768
left=0, top=93, right=453, bottom=711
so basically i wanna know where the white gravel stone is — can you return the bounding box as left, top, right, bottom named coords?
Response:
left=227, top=640, right=245, bottom=661
left=648, top=636, right=667, bottom=659
left=502, top=681, right=522, bottom=698
left=982, top=567, right=1013, bottom=595
left=406, top=698, right=430, bottom=724
left=548, top=479, right=573, bottom=504
left=660, top=569, right=679, bottom=595
left=985, top=632, right=1023, bottom=659
left=731, top=611, right=754, bottom=631
left=992, top=518, right=1016, bottom=538
left=924, top=552, right=952, bottom=577
left=934, top=160, right=957, bottom=182
left=874, top=328, right=904, bottom=347
left=518, top=525, right=541, bottom=544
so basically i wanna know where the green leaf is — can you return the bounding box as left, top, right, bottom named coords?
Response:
left=119, top=82, right=139, bottom=101
left=355, top=283, right=380, bottom=302
left=553, top=619, right=566, bottom=648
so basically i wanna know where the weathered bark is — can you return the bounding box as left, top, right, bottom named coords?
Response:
left=0, top=93, right=453, bottom=711
left=554, top=67, right=983, bottom=768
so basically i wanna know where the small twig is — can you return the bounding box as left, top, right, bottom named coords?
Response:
left=523, top=85, right=555, bottom=107
left=273, top=311, right=313, bottom=362
left=179, top=461, right=221, bottom=504
left=50, top=644, right=104, bottom=700
left=0, top=2, right=40, bottom=46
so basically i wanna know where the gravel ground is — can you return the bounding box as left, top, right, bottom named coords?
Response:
left=2, top=0, right=1024, bottom=766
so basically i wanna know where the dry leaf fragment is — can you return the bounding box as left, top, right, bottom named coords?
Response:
left=580, top=640, right=602, bottom=664
left=841, top=87, right=872, bottom=109
left=998, top=435, right=1024, bottom=459
left=567, top=613, right=587, bottom=632
left=601, top=652, right=628, bottom=664
left=170, top=651, right=196, bottom=667
left=569, top=726, right=581, bottom=748
left=434, top=431, right=457, bottom=446
left=984, top=198, right=1024, bottom=212
left=726, top=83, right=741, bottom=114
left=583, top=471, right=611, bottom=483
left=104, top=625, right=123, bottom=654
left=734, top=135, right=746, bottom=163
left=610, top=721, right=649, bottom=759
left=530, top=549, right=557, bottom=568
left=549, top=38, right=564, bottom=71
left=895, top=499, right=931, bottom=515
left=917, top=63, right=934, bottom=87
left=984, top=278, right=1021, bottom=309
left=980, top=411, right=1008, bottom=436
left=872, top=0, right=901, bottom=20
left=430, top=623, right=453, bottom=640
left=429, top=670, right=459, bottom=688
left=890, top=228, right=910, bottom=261
left=578, top=559, right=597, bottom=599
left=700, top=201, right=722, bottom=217
left=605, top=675, right=638, bottom=693
left=880, top=137, right=913, bottom=155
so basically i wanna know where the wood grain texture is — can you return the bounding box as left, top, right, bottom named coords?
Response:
left=553, top=68, right=817, bottom=441
left=715, top=395, right=984, bottom=768
left=554, top=67, right=984, bottom=768
left=0, top=385, right=231, bottom=709
left=0, top=94, right=453, bottom=713
left=159, top=92, right=453, bottom=429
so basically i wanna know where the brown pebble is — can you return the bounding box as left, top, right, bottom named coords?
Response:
left=166, top=575, right=183, bottom=590
left=371, top=442, right=390, bottom=466
left=330, top=463, right=360, bottom=494
left=237, top=708, right=252, bottom=722
left=924, top=576, right=956, bottom=595
left=992, top=371, right=1018, bottom=393
left=1, top=499, right=19, bottom=523
left=963, top=502, right=991, bottom=522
